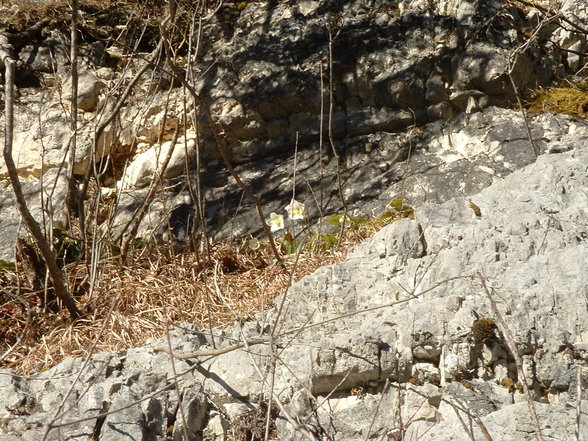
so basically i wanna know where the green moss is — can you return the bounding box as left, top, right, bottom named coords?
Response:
left=0, top=260, right=16, bottom=271
left=530, top=87, right=588, bottom=118
left=472, top=317, right=496, bottom=344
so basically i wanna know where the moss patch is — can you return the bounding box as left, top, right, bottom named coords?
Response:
left=530, top=87, right=588, bottom=119
left=472, top=317, right=496, bottom=344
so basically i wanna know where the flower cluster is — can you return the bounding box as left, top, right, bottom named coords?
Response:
left=267, top=199, right=305, bottom=232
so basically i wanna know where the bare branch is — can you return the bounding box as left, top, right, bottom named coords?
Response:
left=3, top=52, right=81, bottom=320
left=478, top=274, right=545, bottom=441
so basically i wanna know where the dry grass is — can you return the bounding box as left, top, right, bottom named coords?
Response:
left=1, top=0, right=96, bottom=30
left=0, top=219, right=390, bottom=376
left=0, top=0, right=219, bottom=32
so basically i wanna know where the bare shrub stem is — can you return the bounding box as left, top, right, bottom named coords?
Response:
left=478, top=275, right=544, bottom=441
left=3, top=55, right=81, bottom=320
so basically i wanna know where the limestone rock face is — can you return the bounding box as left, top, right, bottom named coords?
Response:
left=2, top=117, right=588, bottom=440
left=0, top=0, right=582, bottom=257
left=1, top=0, right=588, bottom=439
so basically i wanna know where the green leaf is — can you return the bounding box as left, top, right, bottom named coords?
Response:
left=326, top=214, right=366, bottom=227
left=327, top=214, right=345, bottom=226
left=283, top=239, right=304, bottom=255
left=0, top=260, right=16, bottom=271
left=386, top=199, right=414, bottom=219
left=378, top=211, right=395, bottom=221
left=388, top=199, right=404, bottom=211
left=320, top=234, right=338, bottom=248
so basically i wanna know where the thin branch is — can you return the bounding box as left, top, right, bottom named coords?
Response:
left=3, top=53, right=81, bottom=320
left=65, top=0, right=79, bottom=227
left=478, top=275, right=544, bottom=441
left=575, top=365, right=582, bottom=441
left=153, top=337, right=270, bottom=360
left=0, top=289, right=32, bottom=363
left=156, top=43, right=283, bottom=264
left=508, top=0, right=588, bottom=35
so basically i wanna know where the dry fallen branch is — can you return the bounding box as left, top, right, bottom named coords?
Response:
left=153, top=336, right=270, bottom=360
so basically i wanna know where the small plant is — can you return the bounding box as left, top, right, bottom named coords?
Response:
left=472, top=317, right=496, bottom=344
left=258, top=198, right=416, bottom=256
left=266, top=199, right=307, bottom=255
left=326, top=213, right=366, bottom=228
left=0, top=260, right=16, bottom=271
left=52, top=228, right=82, bottom=267
left=499, top=377, right=523, bottom=393
left=308, top=233, right=339, bottom=252
left=380, top=198, right=414, bottom=221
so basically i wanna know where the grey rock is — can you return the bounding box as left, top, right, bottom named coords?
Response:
left=100, top=387, right=146, bottom=441
left=218, top=128, right=588, bottom=436
left=422, top=400, right=588, bottom=441
left=2, top=1, right=588, bottom=440
left=172, top=387, right=207, bottom=441
left=19, top=31, right=67, bottom=75
left=62, top=70, right=105, bottom=113
left=0, top=370, right=34, bottom=419
left=0, top=167, right=68, bottom=262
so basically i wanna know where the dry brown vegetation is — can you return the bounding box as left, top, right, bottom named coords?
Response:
left=0, top=219, right=391, bottom=375
left=1, top=0, right=405, bottom=377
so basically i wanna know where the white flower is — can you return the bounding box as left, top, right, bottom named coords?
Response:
left=248, top=238, right=261, bottom=250
left=339, top=215, right=352, bottom=228
left=285, top=199, right=305, bottom=220
left=267, top=212, right=285, bottom=232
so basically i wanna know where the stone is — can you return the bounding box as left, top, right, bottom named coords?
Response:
left=62, top=70, right=105, bottom=113
left=421, top=401, right=588, bottom=440
left=172, top=387, right=207, bottom=441
left=0, top=167, right=68, bottom=261
left=0, top=370, right=34, bottom=419
left=117, top=136, right=196, bottom=190
left=1, top=1, right=588, bottom=440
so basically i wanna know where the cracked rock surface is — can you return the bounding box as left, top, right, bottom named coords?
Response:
left=2, top=122, right=588, bottom=440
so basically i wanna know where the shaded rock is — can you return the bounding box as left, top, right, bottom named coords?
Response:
left=109, top=107, right=588, bottom=251
left=0, top=167, right=68, bottom=262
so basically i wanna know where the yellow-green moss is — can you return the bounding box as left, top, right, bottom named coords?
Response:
left=530, top=87, right=588, bottom=118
